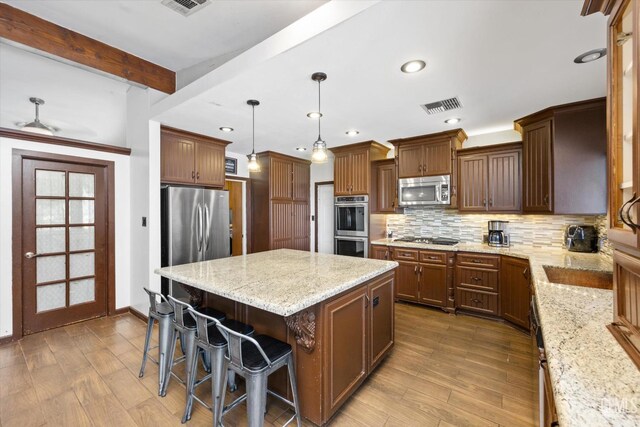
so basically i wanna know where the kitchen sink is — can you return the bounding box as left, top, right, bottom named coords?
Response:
left=542, top=266, right=613, bottom=290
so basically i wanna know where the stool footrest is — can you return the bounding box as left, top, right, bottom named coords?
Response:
left=222, top=393, right=247, bottom=415
left=267, top=389, right=295, bottom=409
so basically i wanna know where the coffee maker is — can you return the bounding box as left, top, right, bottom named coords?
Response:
left=565, top=225, right=598, bottom=253
left=488, top=220, right=510, bottom=247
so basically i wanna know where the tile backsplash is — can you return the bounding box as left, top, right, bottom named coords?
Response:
left=384, top=208, right=611, bottom=255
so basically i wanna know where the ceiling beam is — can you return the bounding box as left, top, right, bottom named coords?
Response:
left=0, top=2, right=176, bottom=93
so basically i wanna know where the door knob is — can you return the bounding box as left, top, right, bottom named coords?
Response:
left=24, top=252, right=40, bottom=259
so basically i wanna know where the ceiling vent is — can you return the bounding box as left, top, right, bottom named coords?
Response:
left=162, top=0, right=211, bottom=17
left=420, top=97, right=463, bottom=115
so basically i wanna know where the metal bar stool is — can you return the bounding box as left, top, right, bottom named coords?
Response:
left=138, top=287, right=177, bottom=394
left=214, top=320, right=302, bottom=427
left=187, top=307, right=256, bottom=426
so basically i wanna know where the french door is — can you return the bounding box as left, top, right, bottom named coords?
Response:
left=21, top=158, right=108, bottom=334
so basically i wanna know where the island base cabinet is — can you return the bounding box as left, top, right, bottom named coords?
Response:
left=369, top=274, right=395, bottom=370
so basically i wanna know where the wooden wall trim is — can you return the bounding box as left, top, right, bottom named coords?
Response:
left=581, top=0, right=617, bottom=15
left=225, top=175, right=253, bottom=254
left=0, top=3, right=176, bottom=93
left=328, top=140, right=389, bottom=155
left=389, top=128, right=468, bottom=146
left=513, top=97, right=606, bottom=132
left=161, top=126, right=232, bottom=147
left=0, top=127, right=132, bottom=156
left=457, top=141, right=523, bottom=156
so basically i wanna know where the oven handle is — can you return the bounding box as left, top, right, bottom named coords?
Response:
left=334, top=236, right=368, bottom=242
left=335, top=203, right=369, bottom=208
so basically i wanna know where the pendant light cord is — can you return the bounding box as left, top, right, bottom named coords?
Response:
left=35, top=102, right=40, bottom=122
left=252, top=104, right=255, bottom=154
left=317, top=79, right=322, bottom=140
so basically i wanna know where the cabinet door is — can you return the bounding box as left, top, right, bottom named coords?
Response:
left=456, top=288, right=499, bottom=315
left=271, top=158, right=293, bottom=200
left=161, top=136, right=195, bottom=184
left=370, top=245, right=390, bottom=260
left=458, top=155, right=487, bottom=212
left=395, top=261, right=419, bottom=301
left=270, top=201, right=292, bottom=249
left=500, top=257, right=531, bottom=329
left=397, top=144, right=424, bottom=178
left=350, top=150, right=370, bottom=195
left=522, top=119, right=553, bottom=213
left=377, top=163, right=396, bottom=212
left=323, top=286, right=368, bottom=419
left=488, top=150, right=521, bottom=212
left=195, top=141, right=225, bottom=187
left=610, top=249, right=640, bottom=366
left=292, top=201, right=310, bottom=251
left=334, top=153, right=352, bottom=195
left=292, top=161, right=310, bottom=201
left=423, top=140, right=452, bottom=176
left=418, top=263, right=447, bottom=307
left=369, top=275, right=394, bottom=370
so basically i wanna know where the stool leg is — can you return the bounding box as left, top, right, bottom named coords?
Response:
left=138, top=315, right=154, bottom=378
left=157, top=316, right=174, bottom=395
left=246, top=373, right=267, bottom=427
left=160, top=325, right=178, bottom=397
left=181, top=331, right=198, bottom=423
left=227, top=370, right=237, bottom=392
left=287, top=355, right=302, bottom=426
left=210, top=347, right=226, bottom=426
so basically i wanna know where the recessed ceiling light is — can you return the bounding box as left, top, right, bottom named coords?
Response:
left=307, top=112, right=322, bottom=119
left=296, top=147, right=307, bottom=152
left=401, top=60, right=426, bottom=73
left=345, top=130, right=360, bottom=136
left=444, top=118, right=461, bottom=125
left=574, top=48, right=606, bottom=64
left=219, top=127, right=234, bottom=132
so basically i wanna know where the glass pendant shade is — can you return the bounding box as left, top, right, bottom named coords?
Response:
left=312, top=139, right=328, bottom=163
left=246, top=99, right=261, bottom=173
left=247, top=152, right=261, bottom=172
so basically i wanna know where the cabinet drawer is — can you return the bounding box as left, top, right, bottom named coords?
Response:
left=457, top=253, right=500, bottom=269
left=419, top=251, right=447, bottom=264
left=392, top=249, right=419, bottom=262
left=456, top=288, right=499, bottom=315
left=456, top=266, right=499, bottom=292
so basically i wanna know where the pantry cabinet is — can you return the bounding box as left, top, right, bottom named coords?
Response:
left=329, top=141, right=390, bottom=196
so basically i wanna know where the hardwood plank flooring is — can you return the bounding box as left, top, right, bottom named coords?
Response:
left=0, top=303, right=536, bottom=426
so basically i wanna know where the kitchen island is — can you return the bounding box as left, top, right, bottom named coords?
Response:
left=155, top=249, right=398, bottom=425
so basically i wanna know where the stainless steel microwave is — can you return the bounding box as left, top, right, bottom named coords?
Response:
left=398, top=175, right=450, bottom=206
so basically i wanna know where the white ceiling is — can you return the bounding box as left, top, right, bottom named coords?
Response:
left=156, top=0, right=607, bottom=158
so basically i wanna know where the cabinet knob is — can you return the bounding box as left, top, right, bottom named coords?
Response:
left=523, top=267, right=530, bottom=279
left=414, top=265, right=418, bottom=274
left=419, top=266, right=423, bottom=274
left=471, top=277, right=482, bottom=282
left=482, top=198, right=487, bottom=207
left=428, top=256, right=437, bottom=260
left=489, top=198, right=493, bottom=207
left=471, top=298, right=482, bottom=304
left=384, top=250, right=389, bottom=259
left=543, top=194, right=549, bottom=206
left=196, top=172, right=200, bottom=180
left=192, top=171, right=195, bottom=179
left=472, top=259, right=482, bottom=263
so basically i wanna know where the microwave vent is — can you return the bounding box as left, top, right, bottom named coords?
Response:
left=421, top=97, right=463, bottom=115
left=162, top=0, right=211, bottom=16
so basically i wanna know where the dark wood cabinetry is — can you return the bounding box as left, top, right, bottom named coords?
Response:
left=370, top=244, right=390, bottom=260
left=458, top=142, right=522, bottom=213
left=391, top=248, right=451, bottom=308
left=515, top=98, right=607, bottom=214
left=251, top=152, right=310, bottom=252
left=160, top=126, right=230, bottom=188
left=330, top=141, right=390, bottom=196
left=371, top=159, right=397, bottom=213
left=500, top=256, right=531, bottom=330
left=455, top=253, right=501, bottom=316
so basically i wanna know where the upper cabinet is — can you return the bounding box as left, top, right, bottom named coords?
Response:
left=161, top=126, right=231, bottom=188
left=457, top=143, right=522, bottom=213
left=329, top=141, right=390, bottom=196
left=371, top=159, right=397, bottom=213
left=514, top=98, right=607, bottom=215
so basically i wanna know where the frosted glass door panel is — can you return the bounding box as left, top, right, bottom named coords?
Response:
left=69, top=173, right=95, bottom=197
left=69, top=226, right=94, bottom=251
left=36, top=283, right=66, bottom=312
left=70, top=278, right=95, bottom=305
left=36, top=227, right=65, bottom=253
left=36, top=200, right=65, bottom=225
left=36, top=170, right=65, bottom=197
left=69, top=200, right=94, bottom=224
left=70, top=252, right=94, bottom=278
left=36, top=255, right=66, bottom=283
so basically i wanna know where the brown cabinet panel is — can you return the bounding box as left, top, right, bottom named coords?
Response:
left=368, top=275, right=394, bottom=370
left=161, top=136, right=195, bottom=184
left=293, top=161, right=310, bottom=201
left=195, top=142, right=225, bottom=187
left=323, top=285, right=368, bottom=419
left=419, top=251, right=447, bottom=265
left=456, top=288, right=499, bottom=315
left=419, top=263, right=447, bottom=307
left=393, top=249, right=419, bottom=262
left=500, top=256, right=531, bottom=329
left=522, top=119, right=553, bottom=213
left=271, top=201, right=292, bottom=248
left=292, top=202, right=310, bottom=251
left=376, top=162, right=396, bottom=212
left=397, top=144, right=424, bottom=178
left=271, top=157, right=293, bottom=200
left=370, top=245, right=390, bottom=260
left=423, top=140, right=452, bottom=176
left=457, top=266, right=499, bottom=292
left=333, top=153, right=351, bottom=195
left=395, top=261, right=419, bottom=301
left=458, top=155, right=487, bottom=211
left=350, top=150, right=370, bottom=195
left=488, top=150, right=521, bottom=212
left=457, top=253, right=500, bottom=269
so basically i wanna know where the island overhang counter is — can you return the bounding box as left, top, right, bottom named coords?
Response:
left=155, top=248, right=398, bottom=425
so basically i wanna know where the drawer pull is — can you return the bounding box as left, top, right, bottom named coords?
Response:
left=471, top=298, right=482, bottom=304
left=471, top=259, right=482, bottom=264
left=471, top=277, right=482, bottom=282
left=402, top=253, right=412, bottom=257
left=428, top=256, right=438, bottom=260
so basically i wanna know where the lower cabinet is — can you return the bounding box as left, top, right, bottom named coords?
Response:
left=456, top=288, right=499, bottom=315
left=419, top=263, right=448, bottom=307
left=392, top=249, right=449, bottom=308
left=501, top=256, right=532, bottom=329
left=370, top=244, right=390, bottom=260
left=455, top=253, right=501, bottom=316
left=395, top=261, right=420, bottom=301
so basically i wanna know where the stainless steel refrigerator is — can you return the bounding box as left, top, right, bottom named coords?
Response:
left=161, top=186, right=230, bottom=300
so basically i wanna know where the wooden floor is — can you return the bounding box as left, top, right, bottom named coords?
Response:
left=0, top=303, right=536, bottom=427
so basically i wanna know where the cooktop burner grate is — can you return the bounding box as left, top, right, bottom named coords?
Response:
left=393, top=237, right=459, bottom=246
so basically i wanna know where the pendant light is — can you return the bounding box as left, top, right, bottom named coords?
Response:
left=311, top=72, right=328, bottom=163
left=22, top=97, right=54, bottom=136
left=247, top=99, right=261, bottom=173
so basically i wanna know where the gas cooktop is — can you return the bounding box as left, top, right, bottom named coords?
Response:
left=393, top=237, right=459, bottom=246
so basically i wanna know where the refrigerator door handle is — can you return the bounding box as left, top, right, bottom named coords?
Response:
left=196, top=203, right=203, bottom=253
left=204, top=204, right=211, bottom=250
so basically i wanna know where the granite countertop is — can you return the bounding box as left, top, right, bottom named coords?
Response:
left=155, top=249, right=398, bottom=317
left=372, top=238, right=640, bottom=426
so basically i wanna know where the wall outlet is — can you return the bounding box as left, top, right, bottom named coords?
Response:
left=142, top=217, right=147, bottom=227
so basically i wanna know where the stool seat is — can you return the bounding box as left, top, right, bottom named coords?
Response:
left=206, top=320, right=255, bottom=347
left=183, top=307, right=225, bottom=329
left=242, top=335, right=291, bottom=371
left=156, top=301, right=174, bottom=315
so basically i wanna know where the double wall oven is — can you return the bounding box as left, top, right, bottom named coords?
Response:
left=334, top=195, right=368, bottom=258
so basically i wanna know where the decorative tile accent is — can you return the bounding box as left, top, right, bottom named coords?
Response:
left=385, top=208, right=611, bottom=254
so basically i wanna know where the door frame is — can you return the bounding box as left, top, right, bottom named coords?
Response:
left=225, top=175, right=252, bottom=254
left=314, top=181, right=334, bottom=252
left=12, top=149, right=117, bottom=340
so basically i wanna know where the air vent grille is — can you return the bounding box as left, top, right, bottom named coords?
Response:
left=162, top=0, right=210, bottom=17
left=421, top=97, right=463, bottom=115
